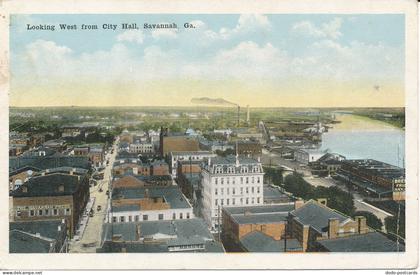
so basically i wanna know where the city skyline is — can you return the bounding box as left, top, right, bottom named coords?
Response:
left=10, top=14, right=405, bottom=107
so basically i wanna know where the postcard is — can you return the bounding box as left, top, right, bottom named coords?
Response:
left=0, top=0, right=418, bottom=270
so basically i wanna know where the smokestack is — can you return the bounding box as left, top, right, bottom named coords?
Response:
left=246, top=105, right=250, bottom=124
left=237, top=106, right=240, bottom=127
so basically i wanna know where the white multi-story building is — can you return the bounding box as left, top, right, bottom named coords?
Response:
left=201, top=155, right=264, bottom=231
left=294, top=149, right=326, bottom=165
left=129, top=142, right=154, bottom=154
left=169, top=151, right=216, bottom=177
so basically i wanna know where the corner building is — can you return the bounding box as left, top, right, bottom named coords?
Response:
left=201, top=155, right=264, bottom=231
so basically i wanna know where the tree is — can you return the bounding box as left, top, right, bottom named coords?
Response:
left=352, top=211, right=383, bottom=231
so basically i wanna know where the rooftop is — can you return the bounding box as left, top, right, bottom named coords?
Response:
left=9, top=155, right=91, bottom=173
left=100, top=218, right=224, bottom=253
left=11, top=173, right=88, bottom=197
left=240, top=231, right=303, bottom=252
left=112, top=186, right=191, bottom=209
left=9, top=230, right=53, bottom=253
left=224, top=203, right=294, bottom=216
left=171, top=151, right=214, bottom=156
left=316, top=232, right=405, bottom=252
left=290, top=200, right=349, bottom=233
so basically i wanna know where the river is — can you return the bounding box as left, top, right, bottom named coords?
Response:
left=320, top=114, right=405, bottom=168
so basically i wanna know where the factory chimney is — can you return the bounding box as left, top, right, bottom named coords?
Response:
left=237, top=106, right=240, bottom=127
left=246, top=105, right=250, bottom=124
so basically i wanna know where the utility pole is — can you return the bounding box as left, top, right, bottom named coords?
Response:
left=396, top=202, right=401, bottom=252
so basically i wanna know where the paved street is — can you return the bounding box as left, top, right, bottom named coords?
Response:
left=69, top=138, right=119, bottom=253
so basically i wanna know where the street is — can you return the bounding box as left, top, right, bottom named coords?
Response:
left=69, top=138, right=119, bottom=253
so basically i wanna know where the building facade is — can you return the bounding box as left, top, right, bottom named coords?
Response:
left=201, top=155, right=264, bottom=231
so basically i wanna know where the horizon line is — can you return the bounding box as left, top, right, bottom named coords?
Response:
left=9, top=105, right=406, bottom=109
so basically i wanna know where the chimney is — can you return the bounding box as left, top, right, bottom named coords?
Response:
left=328, top=218, right=339, bottom=239
left=294, top=199, right=305, bottom=210
left=355, top=216, right=368, bottom=234
left=301, top=224, right=310, bottom=251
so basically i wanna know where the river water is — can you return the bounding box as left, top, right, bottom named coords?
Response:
left=320, top=114, right=405, bottom=168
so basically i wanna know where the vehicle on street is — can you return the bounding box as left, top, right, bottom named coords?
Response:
left=97, top=205, right=102, bottom=211
left=89, top=210, right=94, bottom=217
left=99, top=188, right=103, bottom=192
left=106, top=190, right=109, bottom=196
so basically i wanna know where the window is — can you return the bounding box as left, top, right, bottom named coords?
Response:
left=158, top=214, right=164, bottom=220
left=240, top=198, right=243, bottom=205
left=29, top=210, right=35, bottom=217
left=221, top=178, right=224, bottom=184
left=227, top=178, right=230, bottom=184
left=135, top=215, right=139, bottom=222
left=251, top=197, right=255, bottom=204
left=221, top=188, right=224, bottom=195
left=215, top=199, right=218, bottom=206
left=257, top=187, right=260, bottom=193
left=252, top=177, right=255, bottom=183
left=53, top=209, right=58, bottom=216
left=120, top=216, right=125, bottom=222
left=232, top=198, right=235, bottom=205
left=240, top=187, right=243, bottom=194
left=128, top=216, right=132, bottom=222
left=251, top=187, right=254, bottom=193
left=240, top=177, right=243, bottom=184
left=257, top=197, right=260, bottom=204
left=232, top=178, right=235, bottom=184
left=112, top=217, right=117, bottom=223
left=232, top=188, right=236, bottom=195
left=227, top=188, right=230, bottom=195
left=38, top=209, right=43, bottom=216
left=180, top=213, right=183, bottom=219
left=257, top=177, right=260, bottom=183
left=44, top=209, right=49, bottom=216
left=246, top=187, right=249, bottom=194
left=215, top=178, right=218, bottom=184
left=65, top=208, right=71, bottom=215
left=16, top=211, right=21, bottom=217
left=143, top=215, right=148, bottom=221
left=221, top=199, right=224, bottom=206
left=227, top=199, right=230, bottom=205
left=215, top=188, right=218, bottom=195
left=172, top=213, right=176, bottom=220
left=186, top=212, right=190, bottom=219
left=246, top=177, right=249, bottom=184
left=246, top=198, right=249, bottom=205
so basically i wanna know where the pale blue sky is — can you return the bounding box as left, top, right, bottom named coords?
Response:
left=10, top=14, right=405, bottom=107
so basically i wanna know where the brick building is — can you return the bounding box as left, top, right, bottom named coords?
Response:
left=221, top=203, right=302, bottom=252
left=338, top=159, right=405, bottom=201
left=288, top=200, right=370, bottom=251
left=159, top=128, right=200, bottom=158
left=10, top=171, right=90, bottom=237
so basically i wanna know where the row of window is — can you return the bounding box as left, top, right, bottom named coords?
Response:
left=215, top=197, right=260, bottom=206
left=112, top=212, right=191, bottom=223
left=214, top=166, right=261, bottom=174
left=16, top=208, right=70, bottom=217
left=214, top=176, right=261, bottom=185
left=214, top=186, right=260, bottom=195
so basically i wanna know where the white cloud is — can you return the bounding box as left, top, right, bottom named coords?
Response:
left=292, top=18, right=342, bottom=40
left=116, top=30, right=144, bottom=44
left=150, top=24, right=178, bottom=40
left=219, top=14, right=271, bottom=39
